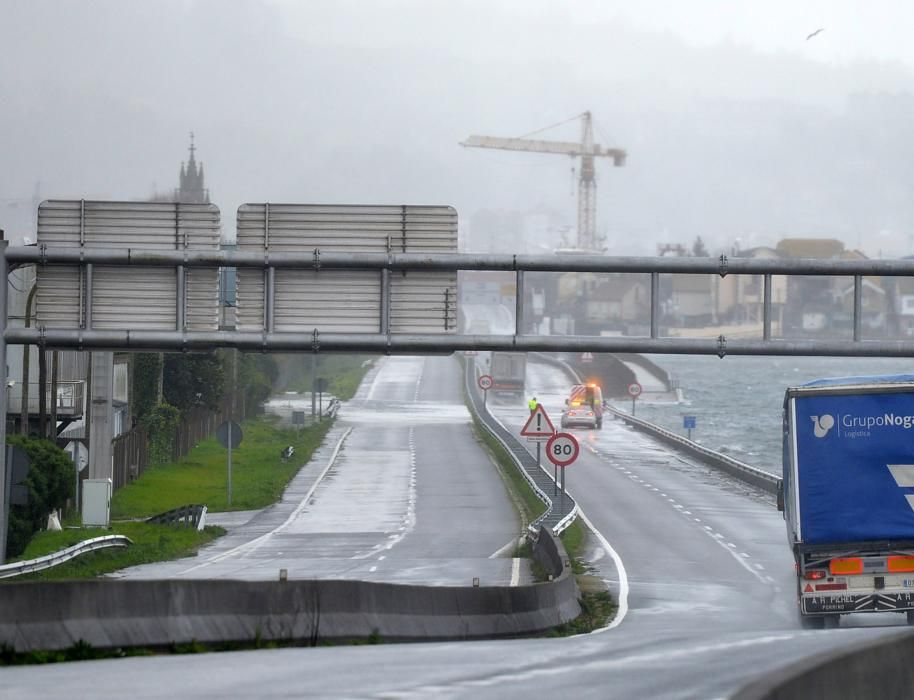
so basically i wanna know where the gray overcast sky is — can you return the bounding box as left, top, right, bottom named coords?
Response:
left=282, top=0, right=914, bottom=68
left=3, top=0, right=914, bottom=256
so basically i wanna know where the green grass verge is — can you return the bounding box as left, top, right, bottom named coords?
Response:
left=111, top=417, right=334, bottom=518
left=548, top=520, right=618, bottom=634
left=5, top=521, right=224, bottom=582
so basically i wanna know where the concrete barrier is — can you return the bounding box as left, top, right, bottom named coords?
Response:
left=0, top=528, right=580, bottom=652
left=732, top=629, right=914, bottom=700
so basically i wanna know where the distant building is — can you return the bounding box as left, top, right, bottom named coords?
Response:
left=151, top=132, right=210, bottom=204
left=554, top=272, right=649, bottom=334
left=670, top=273, right=714, bottom=326
left=716, top=246, right=787, bottom=327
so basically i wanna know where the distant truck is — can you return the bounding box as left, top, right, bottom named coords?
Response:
left=780, top=375, right=914, bottom=628
left=489, top=352, right=526, bottom=397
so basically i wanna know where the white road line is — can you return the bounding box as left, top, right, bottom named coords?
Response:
left=177, top=427, right=354, bottom=574
left=511, top=557, right=520, bottom=586
left=576, top=508, right=629, bottom=633
left=365, top=358, right=388, bottom=400
left=697, top=529, right=768, bottom=584
left=489, top=537, right=520, bottom=559
left=354, top=426, right=418, bottom=559
left=369, top=566, right=377, bottom=573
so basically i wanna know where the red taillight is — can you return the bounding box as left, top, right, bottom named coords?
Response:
left=830, top=558, right=864, bottom=575
left=804, top=570, right=827, bottom=580
left=888, top=556, right=914, bottom=573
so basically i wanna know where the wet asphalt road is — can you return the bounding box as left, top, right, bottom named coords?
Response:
left=6, top=356, right=907, bottom=699
left=113, top=355, right=526, bottom=586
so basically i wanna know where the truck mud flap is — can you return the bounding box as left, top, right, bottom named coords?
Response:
left=803, top=592, right=914, bottom=614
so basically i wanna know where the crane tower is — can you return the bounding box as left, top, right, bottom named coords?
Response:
left=462, top=112, right=626, bottom=252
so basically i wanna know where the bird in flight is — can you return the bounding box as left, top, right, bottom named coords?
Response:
left=806, top=28, right=825, bottom=40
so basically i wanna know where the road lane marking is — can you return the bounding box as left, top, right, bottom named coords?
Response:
left=354, top=426, right=418, bottom=559
left=511, top=557, right=520, bottom=586
left=177, top=426, right=353, bottom=574
left=576, top=508, right=629, bottom=633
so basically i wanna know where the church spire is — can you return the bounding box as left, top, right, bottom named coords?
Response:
left=176, top=131, right=209, bottom=203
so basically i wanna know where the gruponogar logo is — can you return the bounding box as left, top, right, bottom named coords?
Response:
left=887, top=465, right=914, bottom=515
left=811, top=414, right=835, bottom=438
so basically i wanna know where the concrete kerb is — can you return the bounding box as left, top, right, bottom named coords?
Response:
left=0, top=528, right=580, bottom=652
left=731, top=629, right=914, bottom=700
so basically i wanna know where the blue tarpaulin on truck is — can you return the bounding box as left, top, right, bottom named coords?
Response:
left=794, top=388, right=914, bottom=544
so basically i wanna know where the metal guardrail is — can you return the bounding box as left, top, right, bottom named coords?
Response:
left=606, top=407, right=780, bottom=495
left=0, top=534, right=133, bottom=579
left=531, top=351, right=779, bottom=496
left=146, top=504, right=208, bottom=530
left=463, top=357, right=578, bottom=536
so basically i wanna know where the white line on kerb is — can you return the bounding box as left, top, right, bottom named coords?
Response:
left=511, top=557, right=520, bottom=587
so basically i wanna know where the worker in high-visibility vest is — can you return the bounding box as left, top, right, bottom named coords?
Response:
left=528, top=396, right=537, bottom=414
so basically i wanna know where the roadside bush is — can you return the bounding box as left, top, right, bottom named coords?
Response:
left=5, top=436, right=74, bottom=558
left=142, top=403, right=181, bottom=466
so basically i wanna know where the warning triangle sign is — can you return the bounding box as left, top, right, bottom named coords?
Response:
left=804, top=584, right=813, bottom=593
left=521, top=404, right=556, bottom=437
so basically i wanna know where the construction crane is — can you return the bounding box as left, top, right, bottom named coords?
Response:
left=462, top=112, right=626, bottom=252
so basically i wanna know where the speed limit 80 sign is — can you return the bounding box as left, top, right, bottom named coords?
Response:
left=545, top=432, right=580, bottom=467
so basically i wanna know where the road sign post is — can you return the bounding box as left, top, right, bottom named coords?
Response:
left=478, top=374, right=493, bottom=407
left=546, top=432, right=580, bottom=512
left=316, top=377, right=328, bottom=421
left=628, top=381, right=643, bottom=415
left=216, top=420, right=243, bottom=506
left=520, top=403, right=556, bottom=490
left=683, top=415, right=697, bottom=440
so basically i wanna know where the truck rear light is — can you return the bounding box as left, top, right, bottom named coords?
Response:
left=830, top=558, right=864, bottom=575
left=804, top=570, right=827, bottom=580
left=887, top=556, right=914, bottom=573
left=815, top=583, right=848, bottom=591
